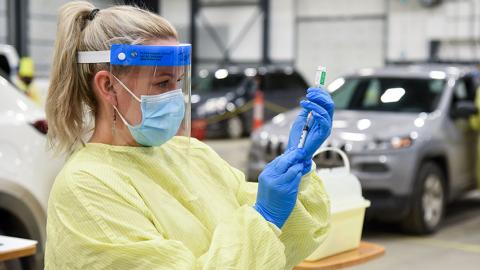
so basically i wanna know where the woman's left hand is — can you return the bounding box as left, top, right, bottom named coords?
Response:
left=254, top=148, right=307, bottom=229
left=287, top=87, right=334, bottom=165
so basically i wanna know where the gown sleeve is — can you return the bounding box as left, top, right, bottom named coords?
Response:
left=193, top=141, right=331, bottom=269
left=231, top=161, right=331, bottom=270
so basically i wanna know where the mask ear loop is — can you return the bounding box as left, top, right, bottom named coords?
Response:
left=112, top=74, right=141, bottom=102
left=112, top=107, right=117, bottom=137
left=110, top=73, right=140, bottom=128
left=109, top=80, right=117, bottom=137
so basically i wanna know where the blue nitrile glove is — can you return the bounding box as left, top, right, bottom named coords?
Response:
left=254, top=148, right=307, bottom=229
left=287, top=87, right=334, bottom=173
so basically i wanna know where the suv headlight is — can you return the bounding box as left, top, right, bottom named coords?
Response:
left=366, top=134, right=415, bottom=151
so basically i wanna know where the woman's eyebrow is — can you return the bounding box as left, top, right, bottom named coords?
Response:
left=152, top=72, right=185, bottom=80
left=154, top=72, right=174, bottom=78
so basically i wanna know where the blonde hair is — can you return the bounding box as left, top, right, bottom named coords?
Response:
left=46, top=1, right=178, bottom=154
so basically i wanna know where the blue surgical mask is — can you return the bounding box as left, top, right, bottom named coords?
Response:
left=113, top=76, right=185, bottom=147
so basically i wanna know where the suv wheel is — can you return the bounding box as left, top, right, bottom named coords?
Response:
left=402, top=162, right=446, bottom=234
left=227, top=116, right=243, bottom=139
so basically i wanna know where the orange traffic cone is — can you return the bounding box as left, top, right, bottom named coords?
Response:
left=253, top=90, right=264, bottom=130
left=191, top=119, right=207, bottom=140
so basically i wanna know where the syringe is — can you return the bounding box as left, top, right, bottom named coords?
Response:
left=297, top=66, right=326, bottom=148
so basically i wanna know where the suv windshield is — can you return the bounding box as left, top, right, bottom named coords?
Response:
left=330, top=77, right=446, bottom=113
left=193, top=73, right=246, bottom=93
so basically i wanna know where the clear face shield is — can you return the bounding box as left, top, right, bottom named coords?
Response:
left=78, top=44, right=191, bottom=147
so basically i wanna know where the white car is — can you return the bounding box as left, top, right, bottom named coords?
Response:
left=0, top=75, right=64, bottom=270
left=0, top=44, right=19, bottom=82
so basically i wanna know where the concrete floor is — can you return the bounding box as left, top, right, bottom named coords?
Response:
left=205, top=138, right=480, bottom=270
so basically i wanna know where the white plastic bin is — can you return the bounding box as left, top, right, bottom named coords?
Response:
left=306, top=147, right=370, bottom=261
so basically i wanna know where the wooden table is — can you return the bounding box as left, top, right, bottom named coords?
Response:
left=0, top=235, right=37, bottom=262
left=295, top=242, right=385, bottom=270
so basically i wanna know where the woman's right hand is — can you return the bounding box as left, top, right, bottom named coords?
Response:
left=253, top=148, right=307, bottom=229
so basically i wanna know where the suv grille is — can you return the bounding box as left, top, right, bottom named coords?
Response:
left=265, top=139, right=285, bottom=162
left=263, top=140, right=348, bottom=169
left=313, top=144, right=347, bottom=169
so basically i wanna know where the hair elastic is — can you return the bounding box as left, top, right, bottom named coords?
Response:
left=87, top=9, right=100, bottom=21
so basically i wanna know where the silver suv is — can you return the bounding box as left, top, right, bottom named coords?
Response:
left=248, top=64, right=479, bottom=234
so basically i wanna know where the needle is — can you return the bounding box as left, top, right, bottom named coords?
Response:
left=298, top=66, right=326, bottom=148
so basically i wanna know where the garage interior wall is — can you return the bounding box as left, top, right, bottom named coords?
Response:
left=299, top=0, right=480, bottom=84
left=163, top=0, right=385, bottom=83
left=2, top=0, right=480, bottom=81
left=388, top=0, right=480, bottom=62
left=162, top=0, right=294, bottom=69
left=295, top=0, right=386, bottom=84
left=0, top=0, right=6, bottom=44
left=163, top=0, right=480, bottom=85
left=28, top=0, right=118, bottom=78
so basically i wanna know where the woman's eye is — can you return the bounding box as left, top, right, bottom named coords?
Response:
left=156, top=80, right=169, bottom=87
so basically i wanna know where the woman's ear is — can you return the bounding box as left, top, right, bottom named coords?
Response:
left=93, top=70, right=117, bottom=106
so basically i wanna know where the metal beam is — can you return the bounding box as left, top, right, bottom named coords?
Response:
left=190, top=0, right=270, bottom=71
left=198, top=12, right=228, bottom=55
left=261, top=0, right=270, bottom=65
left=296, top=14, right=386, bottom=23
left=7, top=0, right=29, bottom=57
left=197, top=57, right=293, bottom=66
left=293, top=0, right=299, bottom=67
left=387, top=60, right=480, bottom=65
left=223, top=9, right=262, bottom=63
left=383, top=0, right=389, bottom=65
left=200, top=1, right=259, bottom=8
left=124, top=0, right=160, bottom=13
left=190, top=0, right=199, bottom=75
left=429, top=40, right=441, bottom=62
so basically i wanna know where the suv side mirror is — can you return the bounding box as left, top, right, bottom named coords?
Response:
left=451, top=101, right=478, bottom=119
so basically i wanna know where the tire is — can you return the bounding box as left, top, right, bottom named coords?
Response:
left=226, top=116, right=244, bottom=139
left=402, top=162, right=446, bottom=234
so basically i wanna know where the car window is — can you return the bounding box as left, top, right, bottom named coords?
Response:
left=452, top=77, right=476, bottom=103
left=331, top=77, right=446, bottom=113
left=289, top=72, right=308, bottom=89
left=193, top=73, right=246, bottom=93
left=363, top=80, right=381, bottom=107
left=449, top=77, right=478, bottom=118
left=330, top=79, right=357, bottom=108
left=264, top=73, right=306, bottom=91
left=0, top=55, right=11, bottom=80
left=454, top=81, right=468, bottom=100
left=449, top=77, right=475, bottom=115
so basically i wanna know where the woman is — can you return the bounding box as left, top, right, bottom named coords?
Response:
left=45, top=2, right=334, bottom=269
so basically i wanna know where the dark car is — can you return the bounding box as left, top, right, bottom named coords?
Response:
left=191, top=66, right=309, bottom=139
